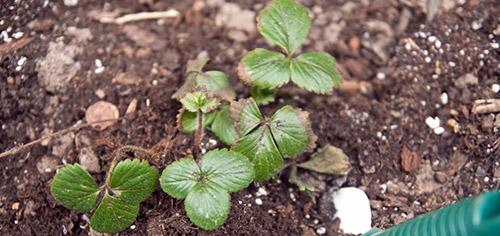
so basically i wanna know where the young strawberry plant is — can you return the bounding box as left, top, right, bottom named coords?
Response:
left=50, top=146, right=159, bottom=233
left=173, top=57, right=238, bottom=145
left=231, top=98, right=317, bottom=180
left=238, top=0, right=342, bottom=102
left=162, top=80, right=254, bottom=230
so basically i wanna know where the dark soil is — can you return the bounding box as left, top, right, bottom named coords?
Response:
left=1, top=0, right=499, bottom=235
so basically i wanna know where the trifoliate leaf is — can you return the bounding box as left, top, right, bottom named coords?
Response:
left=159, top=157, right=200, bottom=199
left=231, top=98, right=317, bottom=180
left=270, top=106, right=316, bottom=157
left=211, top=105, right=238, bottom=145
left=177, top=108, right=216, bottom=133
left=50, top=164, right=100, bottom=212
left=298, top=145, right=351, bottom=175
left=230, top=98, right=264, bottom=136
left=290, top=52, right=343, bottom=94
left=90, top=195, right=140, bottom=233
left=196, top=71, right=236, bottom=101
left=234, top=126, right=284, bottom=181
left=251, top=85, right=277, bottom=105
left=238, top=48, right=290, bottom=89
left=180, top=91, right=220, bottom=113
left=257, top=0, right=311, bottom=55
left=185, top=184, right=230, bottom=230
left=160, top=149, right=254, bottom=230
left=108, top=159, right=159, bottom=204
left=200, top=149, right=254, bottom=192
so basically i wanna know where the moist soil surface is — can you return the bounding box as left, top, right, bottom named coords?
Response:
left=1, top=0, right=499, bottom=235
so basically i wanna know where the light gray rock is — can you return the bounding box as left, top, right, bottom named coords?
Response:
left=79, top=147, right=100, bottom=173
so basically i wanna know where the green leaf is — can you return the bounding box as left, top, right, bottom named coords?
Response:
left=90, top=195, right=140, bottom=233
left=238, top=48, right=290, bottom=89
left=180, top=91, right=220, bottom=113
left=178, top=109, right=216, bottom=133
left=50, top=164, right=100, bottom=212
left=298, top=145, right=351, bottom=175
left=234, top=126, right=284, bottom=181
left=109, top=159, right=159, bottom=204
left=230, top=98, right=263, bottom=137
left=251, top=85, right=277, bottom=105
left=257, top=0, right=311, bottom=55
left=196, top=71, right=236, bottom=101
left=160, top=157, right=200, bottom=199
left=289, top=166, right=317, bottom=192
left=211, top=105, right=238, bottom=145
left=185, top=184, right=230, bottom=230
left=269, top=106, right=316, bottom=157
left=160, top=149, right=254, bottom=230
left=290, top=52, right=342, bottom=94
left=200, top=149, right=254, bottom=192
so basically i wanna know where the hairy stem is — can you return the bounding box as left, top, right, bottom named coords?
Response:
left=194, top=110, right=203, bottom=160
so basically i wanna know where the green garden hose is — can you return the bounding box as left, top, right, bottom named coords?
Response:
left=364, top=191, right=500, bottom=236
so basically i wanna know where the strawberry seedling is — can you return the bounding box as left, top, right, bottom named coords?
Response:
left=50, top=146, right=159, bottom=233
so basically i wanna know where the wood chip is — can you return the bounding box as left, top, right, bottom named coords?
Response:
left=0, top=37, right=33, bottom=61
left=401, top=146, right=420, bottom=173
left=472, top=99, right=500, bottom=114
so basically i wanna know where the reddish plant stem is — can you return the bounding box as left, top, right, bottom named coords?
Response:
left=194, top=110, right=203, bottom=161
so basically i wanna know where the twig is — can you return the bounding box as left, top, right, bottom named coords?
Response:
left=472, top=99, right=500, bottom=114
left=0, top=118, right=122, bottom=159
left=102, top=10, right=180, bottom=24
left=0, top=37, right=33, bottom=61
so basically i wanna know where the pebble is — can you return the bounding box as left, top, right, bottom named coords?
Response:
left=424, top=57, right=431, bottom=63
left=94, top=59, right=104, bottom=74
left=255, top=198, right=263, bottom=205
left=425, top=116, right=441, bottom=129
left=85, top=101, right=119, bottom=131
left=316, top=227, right=326, bottom=235
left=64, top=0, right=78, bottom=6
left=492, top=84, right=500, bottom=93
left=332, top=187, right=372, bottom=235
left=79, top=147, right=100, bottom=173
left=256, top=187, right=268, bottom=197
left=440, top=92, right=448, bottom=104
left=433, top=127, right=445, bottom=135
left=376, top=72, right=386, bottom=80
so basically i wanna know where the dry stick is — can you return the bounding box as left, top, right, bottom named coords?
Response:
left=0, top=118, right=123, bottom=159
left=113, top=10, right=180, bottom=24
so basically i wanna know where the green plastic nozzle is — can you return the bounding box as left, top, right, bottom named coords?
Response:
left=364, top=191, right=500, bottom=236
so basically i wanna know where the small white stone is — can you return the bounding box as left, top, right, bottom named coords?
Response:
left=64, top=0, right=78, bottom=6
left=12, top=31, right=24, bottom=39
left=256, top=187, right=268, bottom=197
left=332, top=187, right=372, bottom=235
left=425, top=116, right=441, bottom=129
left=404, top=43, right=411, bottom=50
left=313, top=219, right=319, bottom=224
left=427, top=36, right=436, bottom=43
left=255, top=198, right=263, bottom=205
left=376, top=72, right=386, bottom=80
left=238, top=200, right=243, bottom=204
left=424, top=57, right=431, bottom=63
left=449, top=61, right=456, bottom=67
left=316, top=227, right=327, bottom=235
left=440, top=92, right=448, bottom=104
left=459, top=49, right=465, bottom=55
left=491, top=42, right=499, bottom=49
left=17, top=56, right=27, bottom=66
left=484, top=177, right=490, bottom=182
left=289, top=193, right=296, bottom=202
left=471, top=20, right=482, bottom=30
left=130, top=225, right=136, bottom=230
left=435, top=40, right=442, bottom=48
left=492, top=84, right=500, bottom=93
left=305, top=214, right=311, bottom=219
left=433, top=127, right=445, bottom=135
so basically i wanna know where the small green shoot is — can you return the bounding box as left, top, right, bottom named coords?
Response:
left=231, top=98, right=317, bottom=180
left=50, top=147, right=159, bottom=233
left=238, top=0, right=342, bottom=94
left=160, top=149, right=254, bottom=230
left=174, top=57, right=238, bottom=145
